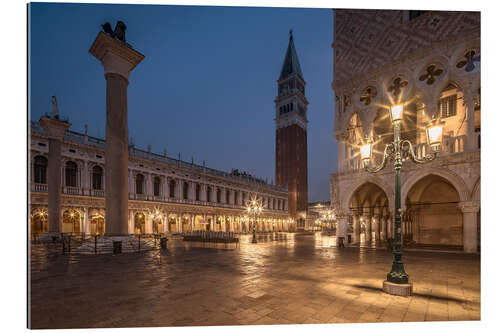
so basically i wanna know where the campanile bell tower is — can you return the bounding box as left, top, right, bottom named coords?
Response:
left=275, top=30, right=308, bottom=224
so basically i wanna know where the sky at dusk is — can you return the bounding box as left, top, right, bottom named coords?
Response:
left=29, top=2, right=337, bottom=202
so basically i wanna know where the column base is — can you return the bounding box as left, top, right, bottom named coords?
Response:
left=383, top=280, right=413, bottom=296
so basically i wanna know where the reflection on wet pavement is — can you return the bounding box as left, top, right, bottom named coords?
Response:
left=29, top=232, right=480, bottom=328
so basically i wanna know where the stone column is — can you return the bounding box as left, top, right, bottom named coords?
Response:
left=380, top=214, right=387, bottom=241
left=387, top=213, right=394, bottom=238
left=39, top=116, right=70, bottom=236
left=82, top=160, right=89, bottom=195
left=188, top=182, right=195, bottom=201
left=352, top=214, right=360, bottom=244
left=464, top=90, right=477, bottom=152
left=460, top=201, right=480, bottom=253
left=362, top=207, right=372, bottom=243
left=372, top=208, right=380, bottom=241
left=90, top=31, right=144, bottom=236
left=146, top=214, right=153, bottom=234
left=83, top=207, right=89, bottom=235
left=128, top=210, right=134, bottom=234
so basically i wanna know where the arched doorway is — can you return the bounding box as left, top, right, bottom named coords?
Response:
left=31, top=210, right=48, bottom=238
left=349, top=182, right=389, bottom=245
left=406, top=175, right=462, bottom=247
left=134, top=212, right=146, bottom=235
left=90, top=215, right=105, bottom=235
left=62, top=209, right=81, bottom=233
left=182, top=217, right=190, bottom=232
left=167, top=216, right=177, bottom=233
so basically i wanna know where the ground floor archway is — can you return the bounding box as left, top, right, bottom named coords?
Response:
left=62, top=209, right=81, bottom=234
left=406, top=174, right=462, bottom=246
left=90, top=215, right=105, bottom=235
left=30, top=210, right=48, bottom=238
left=134, top=212, right=146, bottom=235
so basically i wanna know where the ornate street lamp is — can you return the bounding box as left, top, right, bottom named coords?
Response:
left=246, top=195, right=263, bottom=243
left=360, top=104, right=444, bottom=295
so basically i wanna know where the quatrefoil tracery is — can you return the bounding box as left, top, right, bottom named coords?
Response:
left=360, top=86, right=378, bottom=105
left=419, top=65, right=443, bottom=85
left=456, top=49, right=480, bottom=73
left=387, top=77, right=408, bottom=98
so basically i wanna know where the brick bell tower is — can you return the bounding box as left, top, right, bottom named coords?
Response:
left=275, top=30, right=309, bottom=225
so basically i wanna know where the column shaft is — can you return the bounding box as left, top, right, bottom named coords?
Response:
left=47, top=138, right=62, bottom=233
left=104, top=73, right=129, bottom=236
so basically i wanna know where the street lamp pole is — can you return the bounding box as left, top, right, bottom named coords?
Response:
left=360, top=104, right=445, bottom=295
left=246, top=195, right=263, bottom=244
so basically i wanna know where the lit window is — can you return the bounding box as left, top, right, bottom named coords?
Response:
left=439, top=94, right=457, bottom=118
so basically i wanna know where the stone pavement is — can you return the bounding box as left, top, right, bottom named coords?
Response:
left=29, top=233, right=480, bottom=329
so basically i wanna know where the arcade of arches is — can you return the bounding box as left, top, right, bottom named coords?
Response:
left=30, top=206, right=292, bottom=237
left=347, top=175, right=480, bottom=252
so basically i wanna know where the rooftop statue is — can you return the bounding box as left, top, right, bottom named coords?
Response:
left=101, top=21, right=127, bottom=43
left=51, top=96, right=58, bottom=117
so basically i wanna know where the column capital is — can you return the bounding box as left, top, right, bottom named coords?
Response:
left=89, top=32, right=144, bottom=80
left=459, top=201, right=480, bottom=213
left=39, top=116, right=71, bottom=140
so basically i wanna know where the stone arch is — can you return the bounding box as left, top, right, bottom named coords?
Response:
left=341, top=176, right=394, bottom=213
left=401, top=167, right=469, bottom=210
left=404, top=173, right=463, bottom=246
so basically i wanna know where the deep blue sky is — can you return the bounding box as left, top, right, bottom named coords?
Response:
left=29, top=2, right=337, bottom=202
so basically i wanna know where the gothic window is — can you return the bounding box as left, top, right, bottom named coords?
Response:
left=65, top=161, right=77, bottom=187
left=34, top=156, right=47, bottom=184
left=439, top=95, right=457, bottom=118
left=135, top=174, right=144, bottom=194
left=92, top=165, right=103, bottom=190
left=226, top=189, right=230, bottom=203
left=183, top=181, right=189, bottom=200
left=153, top=176, right=161, bottom=196
left=169, top=179, right=176, bottom=198
left=234, top=191, right=238, bottom=204
left=216, top=188, right=221, bottom=203
left=196, top=184, right=201, bottom=201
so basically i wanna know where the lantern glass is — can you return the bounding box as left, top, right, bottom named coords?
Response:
left=360, top=143, right=372, bottom=164
left=390, top=104, right=404, bottom=122
left=426, top=123, right=444, bottom=150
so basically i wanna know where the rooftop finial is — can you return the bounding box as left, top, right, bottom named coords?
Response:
left=51, top=96, right=58, bottom=117
left=289, top=29, right=293, bottom=39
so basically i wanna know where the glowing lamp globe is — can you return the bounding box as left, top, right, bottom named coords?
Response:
left=390, top=104, right=404, bottom=123
left=360, top=143, right=372, bottom=166
left=426, top=118, right=445, bottom=152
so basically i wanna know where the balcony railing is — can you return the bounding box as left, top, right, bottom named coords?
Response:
left=342, top=134, right=479, bottom=173
left=63, top=186, right=82, bottom=195
left=31, top=183, right=48, bottom=192
left=30, top=182, right=288, bottom=212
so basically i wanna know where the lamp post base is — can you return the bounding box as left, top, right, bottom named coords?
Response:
left=382, top=280, right=413, bottom=296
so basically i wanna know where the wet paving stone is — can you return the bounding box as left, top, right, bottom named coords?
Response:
left=29, top=233, right=480, bottom=328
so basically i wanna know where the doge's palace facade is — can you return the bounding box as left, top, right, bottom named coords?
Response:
left=29, top=121, right=292, bottom=237
left=330, top=10, right=480, bottom=252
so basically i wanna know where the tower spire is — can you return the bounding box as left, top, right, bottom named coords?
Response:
left=280, top=29, right=303, bottom=80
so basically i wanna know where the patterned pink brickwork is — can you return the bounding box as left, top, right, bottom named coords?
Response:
left=333, top=9, right=480, bottom=86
